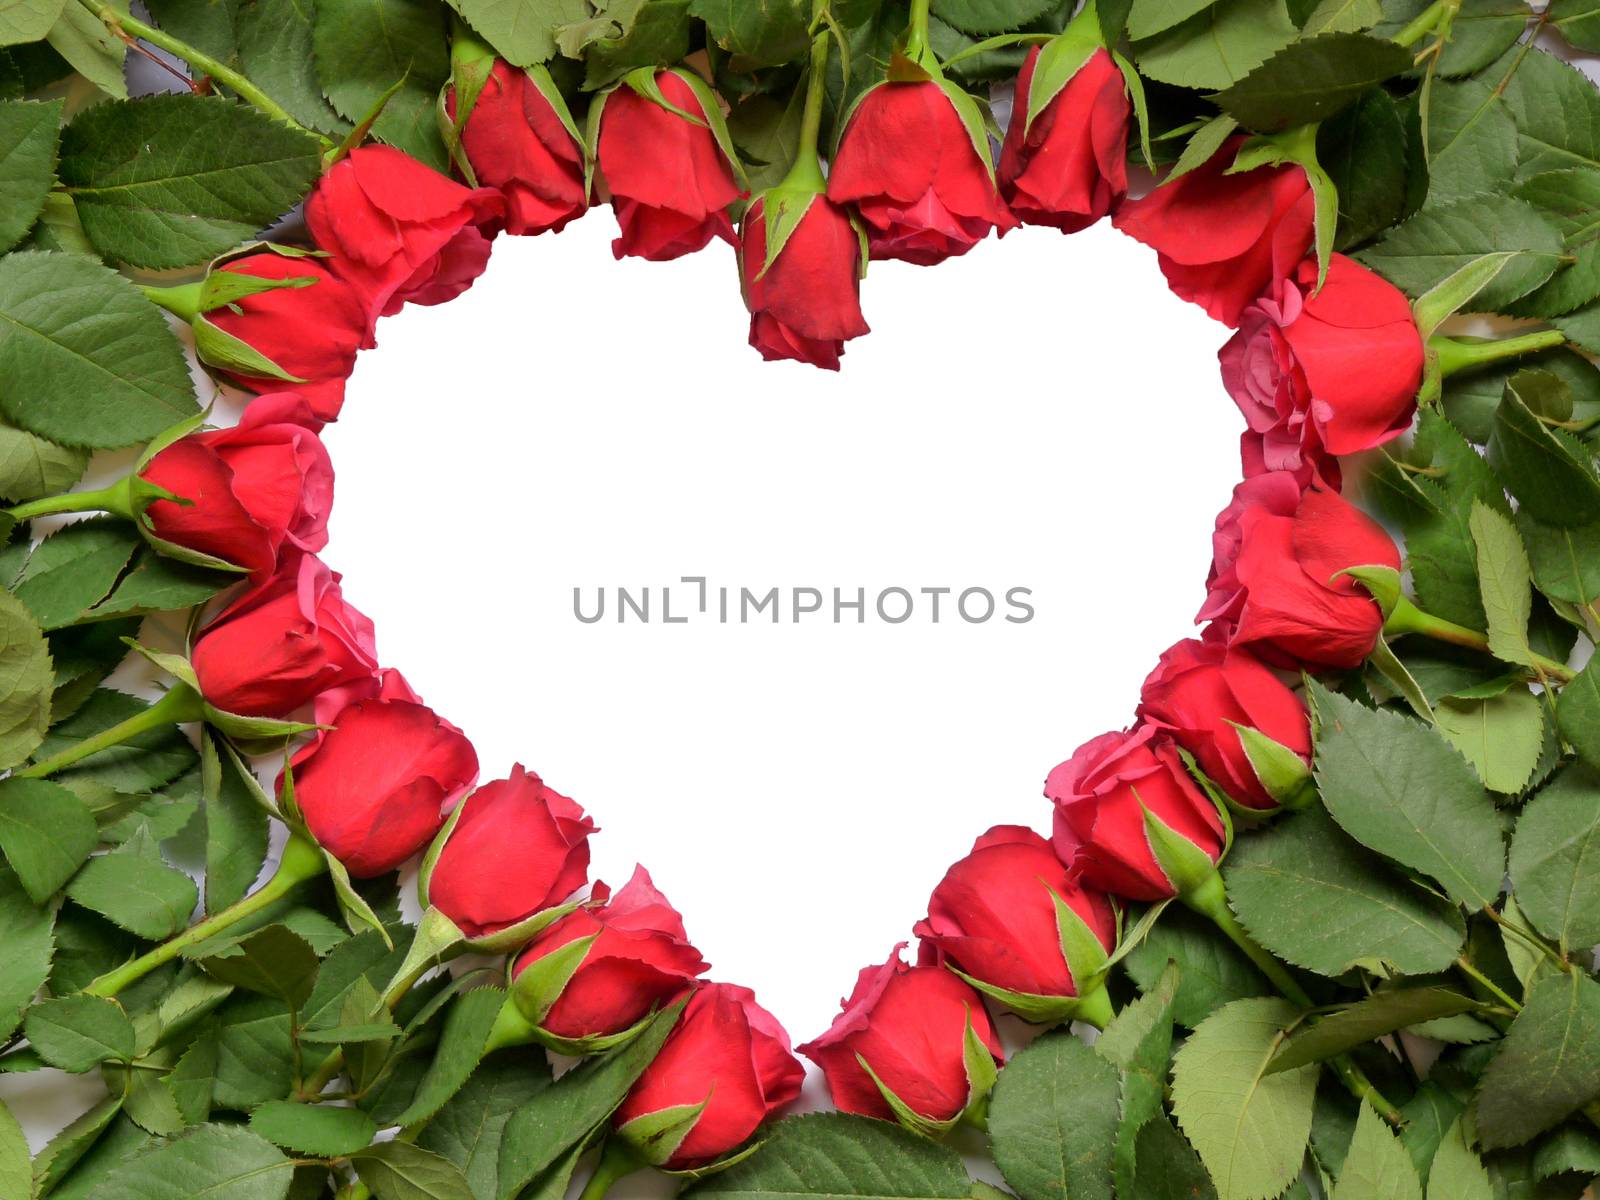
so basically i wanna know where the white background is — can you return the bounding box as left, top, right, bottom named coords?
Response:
left=325, top=214, right=1238, bottom=1044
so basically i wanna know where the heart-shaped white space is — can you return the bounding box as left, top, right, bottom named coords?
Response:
left=325, top=216, right=1238, bottom=1041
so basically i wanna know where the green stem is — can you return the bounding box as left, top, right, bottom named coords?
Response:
left=1454, top=956, right=1520, bottom=1013
left=1391, top=0, right=1444, bottom=46
left=1072, top=983, right=1116, bottom=1032
left=578, top=1139, right=645, bottom=1200
left=1384, top=595, right=1575, bottom=684
left=18, top=684, right=205, bottom=781
left=84, top=833, right=328, bottom=997
left=903, top=0, right=932, bottom=62
left=6, top=478, right=135, bottom=523
left=482, top=994, right=541, bottom=1056
left=1183, top=871, right=1407, bottom=1127
left=780, top=32, right=830, bottom=192
left=1431, top=330, right=1567, bottom=378
left=75, top=0, right=326, bottom=144
left=141, top=282, right=205, bottom=323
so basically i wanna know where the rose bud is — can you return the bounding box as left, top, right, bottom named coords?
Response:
left=1112, top=139, right=1314, bottom=326
left=613, top=982, right=803, bottom=1169
left=913, top=826, right=1115, bottom=1026
left=511, top=865, right=708, bottom=1048
left=1223, top=253, right=1423, bottom=478
left=139, top=394, right=334, bottom=576
left=286, top=670, right=478, bottom=877
left=422, top=764, right=595, bottom=937
left=998, top=44, right=1129, bottom=234
left=1138, top=638, right=1311, bottom=810
left=1201, top=478, right=1401, bottom=670
left=192, top=552, right=379, bottom=719
left=306, top=144, right=504, bottom=324
left=827, top=79, right=1017, bottom=265
left=740, top=191, right=869, bottom=370
left=450, top=60, right=587, bottom=237
left=1047, top=724, right=1225, bottom=902
left=206, top=253, right=373, bottom=423
left=596, top=69, right=744, bottom=261
left=800, top=949, right=1003, bottom=1134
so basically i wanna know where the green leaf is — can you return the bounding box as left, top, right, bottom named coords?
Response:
left=393, top=986, right=508, bottom=1127
left=1426, top=1117, right=1492, bottom=1200
left=0, top=865, right=54, bottom=1041
left=0, top=1096, right=26, bottom=1200
left=1170, top=996, right=1319, bottom=1200
left=1331, top=1105, right=1421, bottom=1200
left=1500, top=47, right=1600, bottom=181
left=251, top=1101, right=378, bottom=1157
left=0, top=585, right=50, bottom=771
left=1531, top=1125, right=1600, bottom=1179
left=315, top=0, right=450, bottom=169
left=1268, top=988, right=1481, bottom=1075
left=31, top=1093, right=126, bottom=1195
left=352, top=1141, right=476, bottom=1200
left=1507, top=169, right=1600, bottom=317
left=57, top=95, right=321, bottom=270
left=12, top=517, right=140, bottom=630
left=1311, top=682, right=1505, bottom=909
left=1517, top=511, right=1600, bottom=608
left=1508, top=764, right=1600, bottom=948
left=1424, top=75, right=1518, bottom=207
left=1214, top=33, right=1411, bottom=133
left=443, top=0, right=584, bottom=65
left=0, top=98, right=60, bottom=253
left=682, top=1114, right=971, bottom=1200
left=0, top=251, right=196, bottom=450
left=1489, top=372, right=1600, bottom=527
left=1126, top=0, right=1221, bottom=39
left=91, top=1123, right=294, bottom=1200
left=496, top=1002, right=682, bottom=1199
left=1551, top=0, right=1600, bottom=50
left=199, top=924, right=319, bottom=1007
left=37, top=688, right=197, bottom=794
left=0, top=776, right=96, bottom=901
left=24, top=993, right=136, bottom=1071
left=1556, top=654, right=1600, bottom=769
left=212, top=993, right=294, bottom=1109
left=1319, top=87, right=1409, bottom=250
left=1131, top=0, right=1296, bottom=91
left=1356, top=196, right=1565, bottom=311
left=1302, top=0, right=1381, bottom=32
left=202, top=731, right=268, bottom=914
left=688, top=0, right=805, bottom=62
left=1122, top=904, right=1271, bottom=1025
left=416, top=1049, right=552, bottom=1200
left=44, top=0, right=125, bottom=97
left=66, top=847, right=199, bottom=940
left=929, top=0, right=1055, bottom=34
left=0, top=415, right=87, bottom=503
left=1469, top=500, right=1536, bottom=669
left=1095, top=962, right=1179, bottom=1198
left=233, top=0, right=349, bottom=136
left=1434, top=688, right=1544, bottom=794
left=1473, top=970, right=1600, bottom=1149
left=1132, top=1116, right=1216, bottom=1200
left=0, top=0, right=65, bottom=47
left=987, top=1030, right=1118, bottom=1200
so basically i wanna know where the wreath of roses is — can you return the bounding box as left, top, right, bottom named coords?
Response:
left=1, top=1, right=1599, bottom=1198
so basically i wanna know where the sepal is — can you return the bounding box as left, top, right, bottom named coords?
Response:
left=509, top=931, right=597, bottom=1025
left=616, top=1099, right=710, bottom=1166
left=1140, top=796, right=1223, bottom=898
left=1228, top=720, right=1315, bottom=809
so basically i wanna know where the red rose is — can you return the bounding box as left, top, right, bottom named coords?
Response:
left=914, top=825, right=1114, bottom=1005
left=287, top=670, right=478, bottom=877
left=614, top=982, right=802, bottom=1168
left=451, top=61, right=587, bottom=237
left=998, top=46, right=1129, bottom=233
left=800, top=949, right=1002, bottom=1127
left=1198, top=473, right=1304, bottom=626
left=1047, top=724, right=1224, bottom=901
left=512, top=866, right=708, bottom=1041
left=192, top=552, right=378, bottom=719
left=306, top=145, right=503, bottom=323
left=1112, top=140, right=1314, bottom=326
left=740, top=193, right=869, bottom=370
left=424, top=765, right=595, bottom=937
left=207, top=253, right=373, bottom=423
left=1138, top=638, right=1310, bottom=810
left=597, top=70, right=743, bottom=261
left=141, top=394, right=334, bottom=576
left=1223, top=254, right=1422, bottom=477
left=827, top=80, right=1017, bottom=265
left=1202, top=479, right=1400, bottom=669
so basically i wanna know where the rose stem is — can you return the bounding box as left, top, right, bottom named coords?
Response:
left=5, top=479, right=135, bottom=523
left=1383, top=595, right=1575, bottom=684
left=577, top=1139, right=646, bottom=1200
left=1430, top=329, right=1567, bottom=377
left=83, top=832, right=328, bottom=997
left=16, top=684, right=206, bottom=781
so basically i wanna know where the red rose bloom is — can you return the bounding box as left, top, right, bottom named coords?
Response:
left=192, top=552, right=378, bottom=719
left=740, top=193, right=869, bottom=370
left=141, top=394, right=334, bottom=576
left=425, top=765, right=595, bottom=937
left=914, top=825, right=1114, bottom=1001
left=451, top=61, right=587, bottom=237
left=306, top=145, right=503, bottom=323
left=1138, top=638, right=1310, bottom=810
left=597, top=70, right=743, bottom=261
left=287, top=670, right=478, bottom=877
left=1198, top=473, right=1304, bottom=626
left=1223, top=254, right=1422, bottom=477
left=1047, top=724, right=1224, bottom=901
left=800, top=949, right=1002, bottom=1125
left=827, top=80, right=1017, bottom=265
left=1113, top=140, right=1314, bottom=326
left=998, top=46, right=1129, bottom=233
left=512, top=866, right=708, bottom=1040
left=207, top=253, right=373, bottom=423
left=614, top=982, right=802, bottom=1168
left=1203, top=479, right=1400, bottom=669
